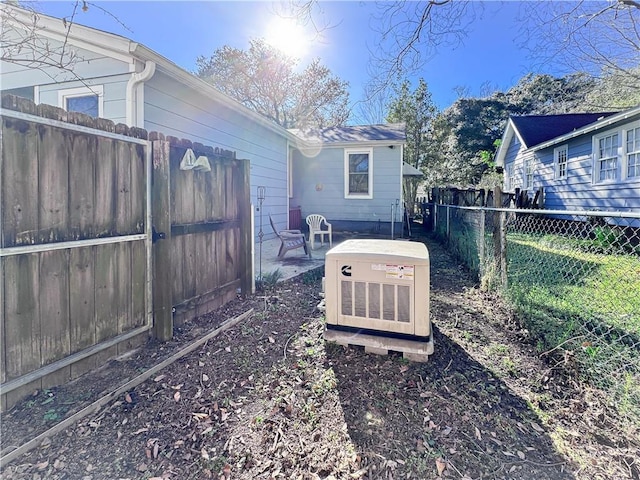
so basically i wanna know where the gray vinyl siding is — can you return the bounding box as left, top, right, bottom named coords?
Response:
left=537, top=132, right=640, bottom=213
left=0, top=36, right=131, bottom=90
left=503, top=136, right=522, bottom=191
left=291, top=145, right=402, bottom=230
left=504, top=136, right=536, bottom=194
left=143, top=71, right=290, bottom=240
left=503, top=116, right=640, bottom=214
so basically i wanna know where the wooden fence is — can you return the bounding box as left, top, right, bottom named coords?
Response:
left=152, top=136, right=251, bottom=329
left=0, top=95, right=252, bottom=410
left=418, top=186, right=544, bottom=210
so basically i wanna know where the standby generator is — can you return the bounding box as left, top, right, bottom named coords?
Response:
left=323, top=239, right=433, bottom=361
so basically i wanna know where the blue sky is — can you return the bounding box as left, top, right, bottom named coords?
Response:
left=35, top=1, right=563, bottom=120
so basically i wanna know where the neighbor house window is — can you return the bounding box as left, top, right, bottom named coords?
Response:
left=554, top=145, right=568, bottom=179
left=626, top=126, right=640, bottom=179
left=504, top=164, right=514, bottom=191
left=523, top=158, right=533, bottom=189
left=594, top=132, right=619, bottom=182
left=344, top=148, right=373, bottom=198
left=58, top=85, right=104, bottom=118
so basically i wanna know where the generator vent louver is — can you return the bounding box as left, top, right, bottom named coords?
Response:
left=341, top=280, right=411, bottom=323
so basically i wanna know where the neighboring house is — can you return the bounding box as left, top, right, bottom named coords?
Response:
left=289, top=124, right=407, bottom=233
left=495, top=106, right=640, bottom=213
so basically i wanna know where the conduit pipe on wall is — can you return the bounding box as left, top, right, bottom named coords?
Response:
left=126, top=60, right=156, bottom=127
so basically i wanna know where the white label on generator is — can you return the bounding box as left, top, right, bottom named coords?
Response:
left=371, top=263, right=386, bottom=271
left=386, top=264, right=414, bottom=280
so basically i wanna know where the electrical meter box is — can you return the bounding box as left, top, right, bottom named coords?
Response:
left=324, top=239, right=433, bottom=361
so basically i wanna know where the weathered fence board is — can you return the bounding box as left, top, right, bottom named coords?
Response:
left=94, top=138, right=116, bottom=235
left=39, top=126, right=69, bottom=243
left=115, top=142, right=132, bottom=234
left=1, top=117, right=39, bottom=247
left=182, top=234, right=197, bottom=302
left=33, top=251, right=72, bottom=381
left=94, top=243, right=118, bottom=343
left=4, top=254, right=41, bottom=378
left=69, top=247, right=95, bottom=353
left=69, top=135, right=95, bottom=238
left=116, top=242, right=132, bottom=334
left=131, top=240, right=146, bottom=328
left=151, top=138, right=173, bottom=341
left=130, top=145, right=145, bottom=233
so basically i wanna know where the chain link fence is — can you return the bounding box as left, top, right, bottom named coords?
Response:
left=431, top=204, right=640, bottom=423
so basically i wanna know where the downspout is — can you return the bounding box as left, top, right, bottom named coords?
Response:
left=126, top=60, right=156, bottom=127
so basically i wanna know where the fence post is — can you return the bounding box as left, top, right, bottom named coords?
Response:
left=492, top=186, right=507, bottom=290
left=237, top=158, right=252, bottom=296
left=478, top=208, right=485, bottom=268
left=446, top=205, right=451, bottom=240
left=499, top=210, right=508, bottom=289
left=151, top=139, right=173, bottom=341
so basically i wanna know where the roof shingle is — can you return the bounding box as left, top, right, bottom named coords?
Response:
left=511, top=113, right=618, bottom=148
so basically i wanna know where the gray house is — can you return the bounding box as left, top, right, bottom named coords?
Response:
left=1, top=4, right=407, bottom=239
left=290, top=124, right=406, bottom=233
left=495, top=106, right=640, bottom=213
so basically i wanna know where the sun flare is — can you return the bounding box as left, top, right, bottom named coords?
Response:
left=264, top=17, right=310, bottom=59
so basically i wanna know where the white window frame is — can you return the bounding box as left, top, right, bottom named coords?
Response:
left=523, top=158, right=533, bottom=190
left=554, top=145, right=568, bottom=180
left=344, top=148, right=373, bottom=199
left=625, top=124, right=640, bottom=180
left=504, top=163, right=514, bottom=191
left=58, top=85, right=104, bottom=117
left=592, top=129, right=620, bottom=184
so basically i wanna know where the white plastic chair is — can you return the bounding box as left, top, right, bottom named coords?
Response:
left=306, top=214, right=332, bottom=250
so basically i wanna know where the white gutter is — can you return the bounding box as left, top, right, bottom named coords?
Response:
left=126, top=60, right=156, bottom=127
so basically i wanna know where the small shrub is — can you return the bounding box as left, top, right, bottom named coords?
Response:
left=255, top=269, right=283, bottom=291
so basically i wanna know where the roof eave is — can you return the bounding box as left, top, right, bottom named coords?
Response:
left=304, top=140, right=406, bottom=149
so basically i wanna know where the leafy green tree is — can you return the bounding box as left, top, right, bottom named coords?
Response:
left=428, top=72, right=603, bottom=189
left=504, top=73, right=597, bottom=115
left=386, top=79, right=438, bottom=212
left=196, top=39, right=349, bottom=129
left=585, top=66, right=640, bottom=111
left=431, top=97, right=509, bottom=186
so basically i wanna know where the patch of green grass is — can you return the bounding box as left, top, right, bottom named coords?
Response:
left=505, top=232, right=640, bottom=422
left=508, top=233, right=640, bottom=332
left=487, top=343, right=509, bottom=355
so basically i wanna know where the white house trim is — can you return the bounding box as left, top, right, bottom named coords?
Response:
left=58, top=84, right=104, bottom=117
left=2, top=4, right=135, bottom=65
left=344, top=147, right=374, bottom=199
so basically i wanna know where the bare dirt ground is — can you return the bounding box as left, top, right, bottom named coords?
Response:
left=1, top=235, right=638, bottom=480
